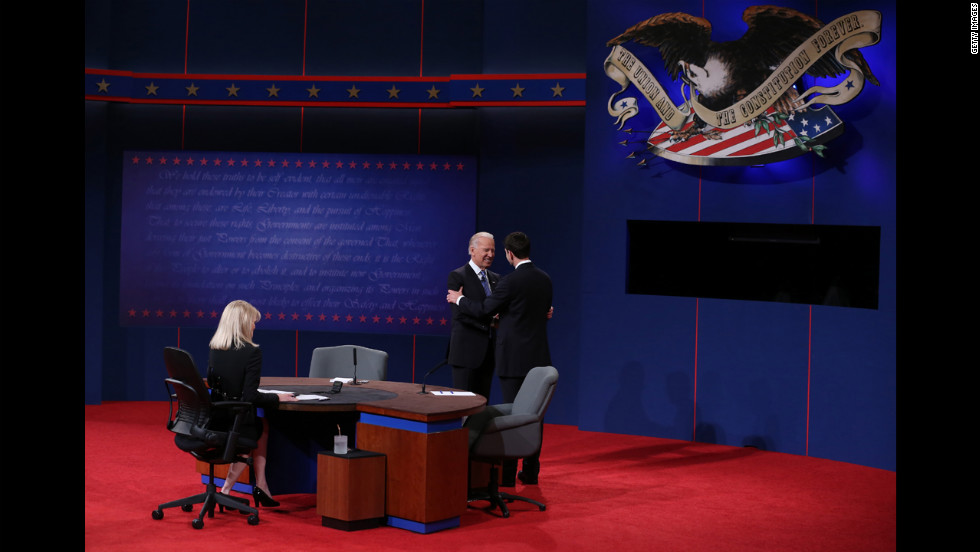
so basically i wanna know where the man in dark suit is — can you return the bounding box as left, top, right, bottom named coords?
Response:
left=446, top=231, right=500, bottom=400
left=447, top=231, right=552, bottom=486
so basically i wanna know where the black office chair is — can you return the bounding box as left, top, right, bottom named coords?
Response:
left=151, top=347, right=260, bottom=529
left=465, top=365, right=559, bottom=518
left=309, top=345, right=388, bottom=381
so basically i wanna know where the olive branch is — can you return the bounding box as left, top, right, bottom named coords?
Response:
left=753, top=112, right=827, bottom=158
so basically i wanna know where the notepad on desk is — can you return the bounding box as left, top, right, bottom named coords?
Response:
left=258, top=388, right=330, bottom=401
left=294, top=394, right=330, bottom=401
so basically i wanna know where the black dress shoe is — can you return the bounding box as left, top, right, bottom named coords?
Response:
left=518, top=471, right=538, bottom=485
left=253, top=487, right=280, bottom=508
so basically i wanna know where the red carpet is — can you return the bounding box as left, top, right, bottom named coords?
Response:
left=85, top=402, right=895, bottom=551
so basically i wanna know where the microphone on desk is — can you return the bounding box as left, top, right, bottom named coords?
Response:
left=418, top=359, right=449, bottom=394
left=351, top=347, right=360, bottom=385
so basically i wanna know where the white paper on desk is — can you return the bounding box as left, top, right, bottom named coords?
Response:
left=294, top=394, right=330, bottom=401
left=257, top=389, right=292, bottom=394
left=430, top=391, right=477, bottom=396
left=329, top=378, right=353, bottom=383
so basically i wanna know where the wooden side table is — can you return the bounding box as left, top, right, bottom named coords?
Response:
left=316, top=449, right=386, bottom=531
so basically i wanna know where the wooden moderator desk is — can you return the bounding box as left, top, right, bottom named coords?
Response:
left=259, top=377, right=486, bottom=533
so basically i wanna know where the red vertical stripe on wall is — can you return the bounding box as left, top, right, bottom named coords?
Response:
left=806, top=305, right=812, bottom=456
left=692, top=298, right=699, bottom=441
left=806, top=0, right=818, bottom=456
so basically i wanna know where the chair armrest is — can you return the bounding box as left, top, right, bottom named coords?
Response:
left=210, top=400, right=254, bottom=462
left=480, top=413, right=539, bottom=434
left=211, top=400, right=253, bottom=411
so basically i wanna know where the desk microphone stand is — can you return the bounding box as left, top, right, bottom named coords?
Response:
left=351, top=347, right=361, bottom=385
left=418, top=359, right=449, bottom=394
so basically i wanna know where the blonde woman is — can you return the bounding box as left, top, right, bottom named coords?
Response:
left=207, top=300, right=297, bottom=508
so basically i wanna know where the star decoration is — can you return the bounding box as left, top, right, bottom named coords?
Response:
left=511, top=83, right=525, bottom=97
left=145, top=82, right=159, bottom=95
left=96, top=79, right=111, bottom=93
left=386, top=85, right=401, bottom=99
left=551, top=82, right=564, bottom=97
left=266, top=84, right=280, bottom=97
left=307, top=84, right=320, bottom=98
left=426, top=85, right=440, bottom=99
left=346, top=85, right=360, bottom=98
left=226, top=83, right=240, bottom=97
left=470, top=83, right=485, bottom=97
left=186, top=83, right=200, bottom=96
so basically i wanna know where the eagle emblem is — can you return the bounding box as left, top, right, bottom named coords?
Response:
left=604, top=6, right=882, bottom=166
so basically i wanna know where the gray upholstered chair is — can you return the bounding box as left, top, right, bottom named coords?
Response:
left=308, top=345, right=388, bottom=381
left=465, top=365, right=558, bottom=518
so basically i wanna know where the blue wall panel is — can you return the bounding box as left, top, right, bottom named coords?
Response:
left=695, top=299, right=811, bottom=455
left=578, top=293, right=698, bottom=443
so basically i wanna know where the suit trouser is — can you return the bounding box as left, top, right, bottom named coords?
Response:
left=499, top=375, right=541, bottom=482
left=452, top=350, right=494, bottom=400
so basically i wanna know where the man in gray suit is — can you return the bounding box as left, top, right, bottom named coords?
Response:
left=448, top=231, right=552, bottom=486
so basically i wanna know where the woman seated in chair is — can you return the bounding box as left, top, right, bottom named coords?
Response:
left=208, top=299, right=298, bottom=508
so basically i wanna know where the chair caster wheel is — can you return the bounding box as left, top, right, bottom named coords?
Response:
left=181, top=504, right=194, bottom=512
left=151, top=509, right=163, bottom=520
left=191, top=518, right=204, bottom=529
left=248, top=514, right=260, bottom=525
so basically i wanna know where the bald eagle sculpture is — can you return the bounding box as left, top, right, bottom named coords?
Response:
left=607, top=5, right=878, bottom=138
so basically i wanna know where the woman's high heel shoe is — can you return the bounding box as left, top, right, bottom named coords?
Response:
left=253, top=487, right=280, bottom=508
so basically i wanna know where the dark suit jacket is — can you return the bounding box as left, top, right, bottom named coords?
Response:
left=207, top=343, right=279, bottom=439
left=447, top=263, right=499, bottom=369
left=456, top=261, right=552, bottom=378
